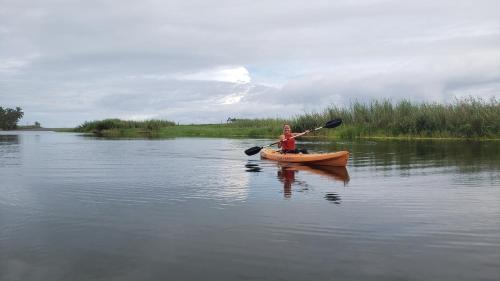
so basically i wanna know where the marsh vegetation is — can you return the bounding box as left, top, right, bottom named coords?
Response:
left=75, top=98, right=499, bottom=139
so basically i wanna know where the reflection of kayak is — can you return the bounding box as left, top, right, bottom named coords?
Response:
left=281, top=164, right=350, bottom=183
left=261, top=148, right=349, bottom=167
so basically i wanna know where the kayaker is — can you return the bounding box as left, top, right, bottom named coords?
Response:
left=278, top=124, right=309, bottom=154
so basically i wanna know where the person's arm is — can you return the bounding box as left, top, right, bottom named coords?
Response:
left=292, top=130, right=310, bottom=137
left=278, top=134, right=285, bottom=148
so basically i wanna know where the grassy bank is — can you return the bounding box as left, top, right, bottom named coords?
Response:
left=76, top=119, right=176, bottom=132
left=75, top=98, right=500, bottom=140
left=75, top=118, right=286, bottom=138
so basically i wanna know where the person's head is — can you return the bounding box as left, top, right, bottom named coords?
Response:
left=283, top=124, right=292, bottom=134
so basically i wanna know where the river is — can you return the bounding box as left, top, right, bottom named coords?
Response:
left=1, top=131, right=499, bottom=281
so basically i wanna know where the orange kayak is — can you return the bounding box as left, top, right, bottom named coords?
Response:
left=260, top=148, right=349, bottom=167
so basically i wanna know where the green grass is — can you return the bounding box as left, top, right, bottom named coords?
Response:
left=290, top=97, right=500, bottom=139
left=74, top=97, right=500, bottom=140
left=85, top=124, right=282, bottom=138
left=76, top=119, right=176, bottom=132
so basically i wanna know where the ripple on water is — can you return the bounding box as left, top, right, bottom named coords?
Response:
left=1, top=133, right=499, bottom=281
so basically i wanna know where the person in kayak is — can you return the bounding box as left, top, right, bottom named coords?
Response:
left=278, top=124, right=309, bottom=154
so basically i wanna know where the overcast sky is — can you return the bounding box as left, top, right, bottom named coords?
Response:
left=1, top=0, right=499, bottom=127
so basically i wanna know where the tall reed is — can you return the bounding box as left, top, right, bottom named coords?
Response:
left=291, top=97, right=499, bottom=138
left=75, top=97, right=499, bottom=139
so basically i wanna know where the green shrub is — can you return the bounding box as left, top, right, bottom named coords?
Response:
left=76, top=119, right=175, bottom=132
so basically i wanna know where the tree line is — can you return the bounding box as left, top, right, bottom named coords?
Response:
left=0, top=106, right=24, bottom=130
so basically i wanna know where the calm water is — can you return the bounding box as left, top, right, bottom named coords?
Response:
left=1, top=131, right=499, bottom=281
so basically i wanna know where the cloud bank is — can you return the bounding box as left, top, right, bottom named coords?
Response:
left=1, top=0, right=499, bottom=126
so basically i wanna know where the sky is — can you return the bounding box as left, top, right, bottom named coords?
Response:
left=1, top=0, right=499, bottom=127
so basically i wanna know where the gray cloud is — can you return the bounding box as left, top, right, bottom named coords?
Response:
left=1, top=0, right=499, bottom=127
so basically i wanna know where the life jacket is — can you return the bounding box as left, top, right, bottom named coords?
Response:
left=281, top=133, right=296, bottom=150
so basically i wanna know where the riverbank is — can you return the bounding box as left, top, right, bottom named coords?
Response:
left=71, top=124, right=500, bottom=141
left=71, top=98, right=500, bottom=140
left=5, top=127, right=74, bottom=132
left=75, top=124, right=282, bottom=138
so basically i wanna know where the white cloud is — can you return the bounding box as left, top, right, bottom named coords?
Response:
left=0, top=56, right=35, bottom=74
left=177, top=66, right=251, bottom=84
left=220, top=93, right=245, bottom=105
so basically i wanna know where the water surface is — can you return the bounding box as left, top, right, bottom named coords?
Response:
left=1, top=132, right=499, bottom=281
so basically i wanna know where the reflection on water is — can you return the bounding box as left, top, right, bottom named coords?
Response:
left=280, top=164, right=350, bottom=184
left=301, top=140, right=500, bottom=172
left=324, top=192, right=341, bottom=204
left=277, top=165, right=296, bottom=198
left=0, top=134, right=19, bottom=144
left=246, top=160, right=350, bottom=200
left=0, top=134, right=20, bottom=167
left=244, top=162, right=262, bottom=172
left=277, top=164, right=349, bottom=200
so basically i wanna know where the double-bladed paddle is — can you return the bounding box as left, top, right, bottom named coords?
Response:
left=244, top=118, right=342, bottom=156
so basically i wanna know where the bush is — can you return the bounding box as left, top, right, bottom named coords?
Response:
left=76, top=119, right=176, bottom=132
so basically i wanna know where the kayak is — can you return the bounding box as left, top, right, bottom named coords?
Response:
left=260, top=148, right=349, bottom=167
left=261, top=149, right=349, bottom=167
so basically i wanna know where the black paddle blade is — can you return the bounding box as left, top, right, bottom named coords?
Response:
left=245, top=146, right=263, bottom=156
left=324, top=118, right=342, bottom=128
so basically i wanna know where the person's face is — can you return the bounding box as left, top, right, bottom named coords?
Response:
left=283, top=125, right=291, bottom=134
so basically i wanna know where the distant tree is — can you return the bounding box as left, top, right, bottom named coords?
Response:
left=34, top=121, right=41, bottom=128
left=0, top=106, right=24, bottom=130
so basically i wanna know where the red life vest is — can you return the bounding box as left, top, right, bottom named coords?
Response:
left=281, top=133, right=296, bottom=150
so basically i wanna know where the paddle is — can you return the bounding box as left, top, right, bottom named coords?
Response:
left=244, top=118, right=342, bottom=156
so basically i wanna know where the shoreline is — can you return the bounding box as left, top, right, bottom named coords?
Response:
left=5, top=126, right=498, bottom=141
left=67, top=126, right=500, bottom=141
